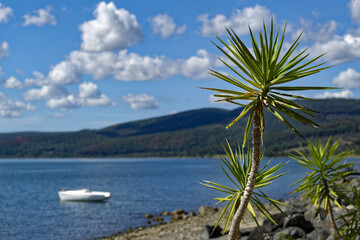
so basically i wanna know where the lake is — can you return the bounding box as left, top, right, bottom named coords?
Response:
left=0, top=157, right=358, bottom=240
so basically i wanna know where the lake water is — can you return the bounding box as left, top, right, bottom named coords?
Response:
left=0, top=157, right=358, bottom=240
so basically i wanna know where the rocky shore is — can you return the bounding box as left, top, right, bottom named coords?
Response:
left=98, top=178, right=359, bottom=240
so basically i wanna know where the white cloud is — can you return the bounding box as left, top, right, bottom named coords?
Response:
left=0, top=41, right=9, bottom=59
left=208, top=94, right=233, bottom=105
left=46, top=82, right=114, bottom=110
left=123, top=93, right=158, bottom=109
left=315, top=90, right=355, bottom=99
left=0, top=92, right=34, bottom=117
left=25, top=71, right=48, bottom=86
left=350, top=0, right=360, bottom=24
left=198, top=5, right=273, bottom=37
left=78, top=82, right=101, bottom=98
left=309, top=34, right=360, bottom=64
left=291, top=19, right=338, bottom=43
left=181, top=49, right=218, bottom=79
left=23, top=6, right=57, bottom=26
left=0, top=3, right=12, bottom=23
left=69, top=49, right=217, bottom=81
left=169, top=110, right=178, bottom=115
left=150, top=14, right=186, bottom=39
left=23, top=85, right=68, bottom=101
left=26, top=62, right=82, bottom=86
left=80, top=2, right=143, bottom=52
left=53, top=112, right=65, bottom=118
left=47, top=61, right=82, bottom=85
left=3, top=76, right=23, bottom=89
left=332, top=68, right=360, bottom=89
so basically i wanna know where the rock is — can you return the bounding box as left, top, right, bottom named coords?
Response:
left=152, top=217, right=164, bottom=224
left=170, top=209, right=187, bottom=222
left=145, top=214, right=154, bottom=219
left=282, top=198, right=306, bottom=212
left=162, top=211, right=171, bottom=216
left=212, top=235, right=228, bottom=240
left=181, top=213, right=189, bottom=220
left=240, top=228, right=253, bottom=237
left=198, top=206, right=217, bottom=216
left=248, top=227, right=264, bottom=240
left=326, top=235, right=336, bottom=240
left=284, top=213, right=315, bottom=233
left=201, top=225, right=223, bottom=240
left=171, top=213, right=183, bottom=222
left=346, top=204, right=355, bottom=210
left=306, top=228, right=331, bottom=240
left=262, top=213, right=285, bottom=233
left=172, top=209, right=186, bottom=215
left=305, top=206, right=327, bottom=222
left=188, top=210, right=197, bottom=217
left=273, top=227, right=306, bottom=240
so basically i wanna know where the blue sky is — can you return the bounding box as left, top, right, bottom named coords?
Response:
left=0, top=0, right=359, bottom=132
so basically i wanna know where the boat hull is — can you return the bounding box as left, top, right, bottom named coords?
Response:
left=58, top=189, right=110, bottom=202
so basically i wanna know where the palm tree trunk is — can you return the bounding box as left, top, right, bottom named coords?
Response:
left=327, top=198, right=343, bottom=240
left=228, top=110, right=261, bottom=240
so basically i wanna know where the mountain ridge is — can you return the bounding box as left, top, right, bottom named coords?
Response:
left=0, top=99, right=359, bottom=158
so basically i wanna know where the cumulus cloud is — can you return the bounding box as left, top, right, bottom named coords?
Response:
left=332, top=68, right=360, bottom=89
left=24, top=71, right=48, bottom=86
left=0, top=41, right=9, bottom=59
left=0, top=92, right=34, bottom=117
left=3, top=76, right=23, bottom=89
left=69, top=49, right=216, bottom=81
left=350, top=0, right=360, bottom=24
left=309, top=34, right=360, bottom=64
left=80, top=2, right=143, bottom=52
left=78, top=82, right=101, bottom=98
left=23, top=85, right=68, bottom=101
left=0, top=3, right=12, bottom=23
left=198, top=5, right=273, bottom=37
left=291, top=18, right=338, bottom=43
left=181, top=49, right=219, bottom=79
left=27, top=48, right=217, bottom=86
left=23, top=6, right=57, bottom=26
left=150, top=14, right=186, bottom=38
left=47, top=61, right=82, bottom=85
left=123, top=93, right=158, bottom=109
left=46, top=82, right=114, bottom=110
left=25, top=61, right=82, bottom=86
left=315, top=90, right=355, bottom=99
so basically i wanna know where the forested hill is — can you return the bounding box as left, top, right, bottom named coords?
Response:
left=0, top=99, right=359, bottom=158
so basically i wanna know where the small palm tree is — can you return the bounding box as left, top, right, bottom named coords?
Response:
left=204, top=19, right=333, bottom=239
left=290, top=137, right=355, bottom=240
left=202, top=140, right=289, bottom=234
left=338, top=185, right=360, bottom=239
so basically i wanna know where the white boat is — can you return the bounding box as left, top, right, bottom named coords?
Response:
left=58, top=189, right=111, bottom=202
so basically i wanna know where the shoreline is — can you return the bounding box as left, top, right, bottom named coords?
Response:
left=98, top=177, right=359, bottom=240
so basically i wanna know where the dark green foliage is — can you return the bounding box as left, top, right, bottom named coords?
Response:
left=0, top=99, right=359, bottom=158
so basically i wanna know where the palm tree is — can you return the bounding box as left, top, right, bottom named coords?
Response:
left=338, top=185, right=360, bottom=239
left=204, top=19, right=333, bottom=239
left=202, top=141, right=289, bottom=235
left=291, top=137, right=355, bottom=240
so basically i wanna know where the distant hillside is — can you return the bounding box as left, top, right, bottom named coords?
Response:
left=0, top=99, right=359, bottom=158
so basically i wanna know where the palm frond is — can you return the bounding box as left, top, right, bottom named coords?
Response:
left=202, top=140, right=288, bottom=233
left=203, top=18, right=333, bottom=145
